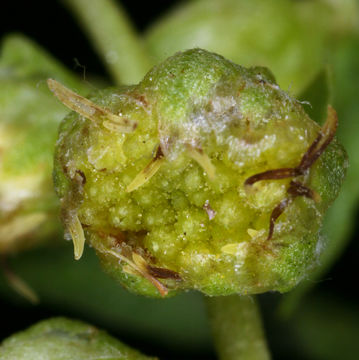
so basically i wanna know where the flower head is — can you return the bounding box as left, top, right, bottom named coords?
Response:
left=52, top=49, right=347, bottom=297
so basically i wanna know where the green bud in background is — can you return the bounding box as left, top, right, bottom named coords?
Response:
left=0, top=34, right=88, bottom=254
left=0, top=317, right=156, bottom=360
left=145, top=0, right=357, bottom=95
left=52, top=49, right=346, bottom=298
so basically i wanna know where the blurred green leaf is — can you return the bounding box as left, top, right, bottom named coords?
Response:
left=0, top=244, right=211, bottom=352
left=298, top=67, right=332, bottom=126
left=291, top=293, right=359, bottom=360
left=145, top=0, right=330, bottom=94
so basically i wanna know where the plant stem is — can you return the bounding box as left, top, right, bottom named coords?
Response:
left=63, top=0, right=152, bottom=85
left=206, top=295, right=271, bottom=360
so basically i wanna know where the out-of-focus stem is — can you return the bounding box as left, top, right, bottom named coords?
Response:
left=1, top=256, right=39, bottom=304
left=63, top=0, right=152, bottom=85
left=206, top=295, right=271, bottom=360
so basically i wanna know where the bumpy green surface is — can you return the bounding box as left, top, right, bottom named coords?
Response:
left=54, top=49, right=346, bottom=297
left=0, top=317, right=155, bottom=359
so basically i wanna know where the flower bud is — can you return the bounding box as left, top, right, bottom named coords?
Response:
left=0, top=317, right=155, bottom=359
left=52, top=49, right=347, bottom=298
left=145, top=0, right=332, bottom=94
left=0, top=35, right=88, bottom=254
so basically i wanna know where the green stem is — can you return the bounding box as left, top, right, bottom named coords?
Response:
left=206, top=295, right=271, bottom=360
left=63, top=0, right=152, bottom=85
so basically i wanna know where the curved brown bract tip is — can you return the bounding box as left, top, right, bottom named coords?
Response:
left=147, top=265, right=182, bottom=280
left=287, top=181, right=321, bottom=203
left=298, top=105, right=338, bottom=172
left=267, top=197, right=292, bottom=241
left=247, top=105, right=338, bottom=242
left=244, top=168, right=299, bottom=187
left=244, top=105, right=338, bottom=188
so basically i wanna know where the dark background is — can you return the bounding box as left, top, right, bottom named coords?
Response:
left=0, top=1, right=358, bottom=359
left=0, top=1, right=182, bottom=81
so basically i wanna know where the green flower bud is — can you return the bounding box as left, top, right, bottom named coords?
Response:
left=0, top=317, right=156, bottom=360
left=0, top=34, right=88, bottom=254
left=145, top=0, right=334, bottom=94
left=52, top=49, right=347, bottom=298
